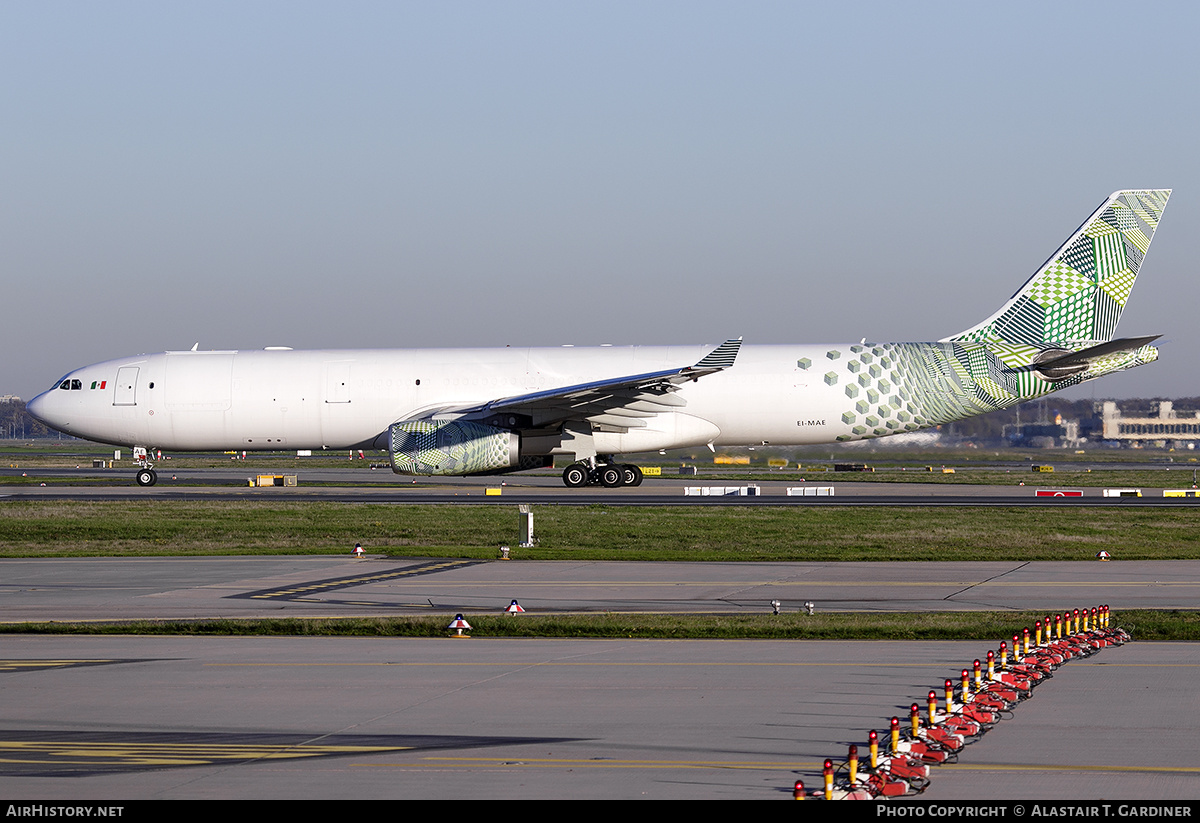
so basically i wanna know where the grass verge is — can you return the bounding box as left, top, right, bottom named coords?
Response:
left=3, top=500, right=1200, bottom=560
left=1, top=610, right=1195, bottom=640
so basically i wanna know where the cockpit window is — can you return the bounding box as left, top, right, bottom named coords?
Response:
left=71, top=379, right=82, bottom=390
left=59, top=380, right=70, bottom=390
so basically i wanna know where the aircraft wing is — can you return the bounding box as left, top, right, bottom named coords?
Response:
left=445, top=338, right=742, bottom=433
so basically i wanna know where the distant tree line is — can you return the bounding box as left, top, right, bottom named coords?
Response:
left=0, top=400, right=53, bottom=439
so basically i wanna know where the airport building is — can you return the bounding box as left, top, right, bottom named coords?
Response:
left=1002, top=416, right=1082, bottom=449
left=1101, top=401, right=1200, bottom=449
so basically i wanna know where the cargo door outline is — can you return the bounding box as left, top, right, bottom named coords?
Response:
left=325, top=362, right=352, bottom=404
left=113, top=367, right=139, bottom=406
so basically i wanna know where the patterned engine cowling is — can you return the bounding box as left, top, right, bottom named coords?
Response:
left=389, top=420, right=519, bottom=475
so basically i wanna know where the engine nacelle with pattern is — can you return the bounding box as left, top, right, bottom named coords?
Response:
left=389, top=420, right=519, bottom=475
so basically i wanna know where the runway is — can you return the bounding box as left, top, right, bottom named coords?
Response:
left=2, top=556, right=1198, bottom=799
left=1, top=636, right=1194, bottom=800
left=3, top=556, right=1200, bottom=621
left=3, top=476, right=1198, bottom=800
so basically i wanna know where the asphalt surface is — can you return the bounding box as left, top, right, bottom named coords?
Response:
left=0, top=636, right=1193, bottom=800
left=5, top=465, right=1200, bottom=505
left=3, top=556, right=1199, bottom=621
left=3, top=467, right=1198, bottom=801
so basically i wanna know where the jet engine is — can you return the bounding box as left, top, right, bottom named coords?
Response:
left=389, top=420, right=519, bottom=475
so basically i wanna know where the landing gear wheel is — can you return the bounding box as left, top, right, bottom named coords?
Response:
left=562, top=463, right=590, bottom=488
left=621, top=464, right=643, bottom=487
left=599, top=464, right=625, bottom=488
left=136, top=469, right=158, bottom=487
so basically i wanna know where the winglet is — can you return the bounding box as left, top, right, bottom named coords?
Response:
left=678, top=337, right=742, bottom=381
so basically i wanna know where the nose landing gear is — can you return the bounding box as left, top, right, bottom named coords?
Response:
left=133, top=446, right=158, bottom=487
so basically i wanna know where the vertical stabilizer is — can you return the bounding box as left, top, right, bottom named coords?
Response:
left=945, top=190, right=1170, bottom=345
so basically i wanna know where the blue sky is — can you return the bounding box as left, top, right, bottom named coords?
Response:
left=3, top=1, right=1197, bottom=402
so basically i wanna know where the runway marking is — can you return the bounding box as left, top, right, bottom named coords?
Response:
left=0, top=731, right=569, bottom=776
left=0, top=740, right=407, bottom=766
left=365, top=757, right=802, bottom=769
left=207, top=661, right=973, bottom=668
left=0, top=659, right=144, bottom=674
left=940, top=762, right=1200, bottom=774
left=356, top=757, right=1200, bottom=774
left=355, top=580, right=1200, bottom=587
left=1076, top=662, right=1200, bottom=667
left=233, top=559, right=481, bottom=603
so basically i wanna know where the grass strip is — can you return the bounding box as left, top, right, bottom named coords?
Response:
left=2, top=610, right=1195, bottom=640
left=3, top=500, right=1200, bottom=560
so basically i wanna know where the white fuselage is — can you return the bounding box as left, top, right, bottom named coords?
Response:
left=28, top=344, right=858, bottom=454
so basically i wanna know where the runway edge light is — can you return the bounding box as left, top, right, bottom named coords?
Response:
left=448, top=614, right=472, bottom=638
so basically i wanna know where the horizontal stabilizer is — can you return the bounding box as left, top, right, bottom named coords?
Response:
left=1019, top=335, right=1161, bottom=381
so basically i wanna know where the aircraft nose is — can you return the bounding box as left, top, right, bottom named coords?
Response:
left=25, top=390, right=54, bottom=427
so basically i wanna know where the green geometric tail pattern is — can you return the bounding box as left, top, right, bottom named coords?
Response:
left=946, top=190, right=1170, bottom=346
left=830, top=190, right=1170, bottom=442
left=828, top=340, right=1159, bottom=442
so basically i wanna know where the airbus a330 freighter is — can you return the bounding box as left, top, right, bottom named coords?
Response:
left=28, top=190, right=1171, bottom=488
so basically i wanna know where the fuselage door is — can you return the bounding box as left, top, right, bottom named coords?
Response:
left=325, top=361, right=352, bottom=404
left=113, top=366, right=139, bottom=406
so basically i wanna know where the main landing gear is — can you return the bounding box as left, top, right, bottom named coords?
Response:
left=561, top=461, right=643, bottom=489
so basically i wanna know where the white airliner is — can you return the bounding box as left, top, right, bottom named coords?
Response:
left=28, top=190, right=1170, bottom=488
